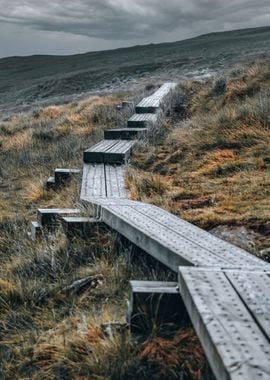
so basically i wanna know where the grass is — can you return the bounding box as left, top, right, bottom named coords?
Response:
left=0, top=94, right=125, bottom=222
left=126, top=60, right=270, bottom=259
left=0, top=222, right=207, bottom=379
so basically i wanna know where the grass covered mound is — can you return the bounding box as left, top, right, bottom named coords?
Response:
left=126, top=60, right=270, bottom=258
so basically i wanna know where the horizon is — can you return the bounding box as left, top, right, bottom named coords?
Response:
left=0, top=0, right=270, bottom=59
left=1, top=24, right=270, bottom=60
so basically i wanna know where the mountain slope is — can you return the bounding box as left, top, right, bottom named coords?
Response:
left=1, top=26, right=270, bottom=115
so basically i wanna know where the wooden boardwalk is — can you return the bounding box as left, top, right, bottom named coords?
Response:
left=136, top=83, right=177, bottom=113
left=78, top=83, right=270, bottom=379
left=33, top=83, right=270, bottom=379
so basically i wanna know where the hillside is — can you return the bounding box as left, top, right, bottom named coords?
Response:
left=0, top=31, right=270, bottom=379
left=127, top=60, right=270, bottom=259
left=1, top=26, right=270, bottom=116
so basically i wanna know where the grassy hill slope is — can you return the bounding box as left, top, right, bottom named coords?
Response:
left=1, top=26, right=270, bottom=115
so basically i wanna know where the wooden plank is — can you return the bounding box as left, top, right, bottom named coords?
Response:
left=179, top=267, right=270, bottom=380
left=104, top=128, right=147, bottom=140
left=128, top=281, right=183, bottom=333
left=135, top=205, right=267, bottom=268
left=136, top=97, right=161, bottom=114
left=61, top=216, right=102, bottom=238
left=80, top=163, right=107, bottom=201
left=104, top=140, right=134, bottom=164
left=130, top=281, right=179, bottom=294
left=29, top=221, right=42, bottom=241
left=99, top=203, right=230, bottom=270
left=55, top=168, right=80, bottom=184
left=45, top=176, right=56, bottom=190
left=37, top=208, right=81, bottom=227
left=153, top=82, right=178, bottom=96
left=136, top=83, right=177, bottom=113
left=105, top=165, right=128, bottom=199
left=84, top=140, right=118, bottom=163
left=226, top=270, right=270, bottom=341
left=127, top=113, right=158, bottom=128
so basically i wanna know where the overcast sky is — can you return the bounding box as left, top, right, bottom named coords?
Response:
left=0, top=0, right=269, bottom=58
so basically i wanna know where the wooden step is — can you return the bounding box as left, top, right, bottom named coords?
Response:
left=128, top=281, right=183, bottom=333
left=45, top=176, right=56, bottom=190
left=37, top=208, right=81, bottom=228
left=127, top=114, right=158, bottom=128
left=136, top=83, right=177, bottom=113
left=104, top=140, right=134, bottom=164
left=84, top=140, right=133, bottom=164
left=29, top=221, right=42, bottom=241
left=54, top=168, right=80, bottom=184
left=104, top=128, right=147, bottom=140
left=136, top=98, right=161, bottom=114
left=61, top=216, right=102, bottom=238
left=179, top=267, right=270, bottom=380
left=84, top=140, right=117, bottom=163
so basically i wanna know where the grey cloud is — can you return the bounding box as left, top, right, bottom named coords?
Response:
left=0, top=0, right=269, bottom=41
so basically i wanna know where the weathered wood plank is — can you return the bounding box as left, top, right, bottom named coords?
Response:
left=99, top=203, right=230, bottom=270
left=179, top=267, right=270, bottom=380
left=104, top=140, right=134, bottom=164
left=104, top=128, right=147, bottom=140
left=135, top=205, right=267, bottom=268
left=29, top=221, right=42, bottom=241
left=54, top=168, right=80, bottom=184
left=226, top=270, right=270, bottom=341
left=80, top=164, right=107, bottom=201
left=105, top=165, right=128, bottom=199
left=37, top=208, right=81, bottom=227
left=128, top=281, right=184, bottom=333
left=136, top=83, right=177, bottom=113
left=84, top=140, right=118, bottom=163
left=127, top=113, right=158, bottom=128
left=45, top=176, right=56, bottom=190
left=61, top=216, right=102, bottom=238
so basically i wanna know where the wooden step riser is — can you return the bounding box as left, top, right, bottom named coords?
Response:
left=84, top=140, right=134, bottom=165
left=37, top=209, right=81, bottom=228
left=61, top=217, right=103, bottom=238
left=104, top=128, right=147, bottom=140
left=128, top=281, right=185, bottom=333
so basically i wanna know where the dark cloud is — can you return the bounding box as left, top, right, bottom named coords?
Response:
left=0, top=0, right=269, bottom=57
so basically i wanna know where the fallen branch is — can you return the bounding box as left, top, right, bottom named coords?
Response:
left=61, top=274, right=104, bottom=296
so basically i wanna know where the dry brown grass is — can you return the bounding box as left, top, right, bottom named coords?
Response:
left=127, top=60, right=270, bottom=256
left=139, top=329, right=206, bottom=380
left=0, top=95, right=122, bottom=223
